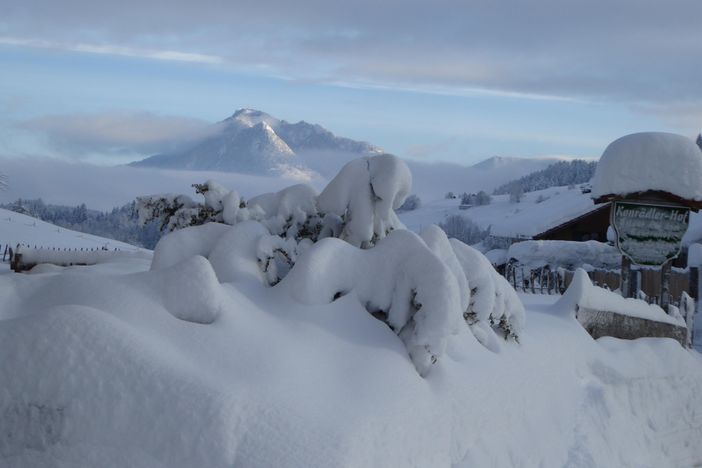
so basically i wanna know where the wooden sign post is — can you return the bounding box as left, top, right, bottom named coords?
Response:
left=602, top=194, right=697, bottom=302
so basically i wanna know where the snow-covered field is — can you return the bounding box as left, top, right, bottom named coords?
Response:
left=0, top=208, right=144, bottom=252
left=2, top=151, right=702, bottom=468
left=398, top=185, right=595, bottom=239
left=2, top=256, right=701, bottom=467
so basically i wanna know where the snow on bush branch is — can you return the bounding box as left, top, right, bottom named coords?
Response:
left=139, top=154, right=525, bottom=376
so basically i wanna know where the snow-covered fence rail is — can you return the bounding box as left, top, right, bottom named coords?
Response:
left=503, top=239, right=692, bottom=305
left=505, top=263, right=690, bottom=302
left=10, top=244, right=137, bottom=272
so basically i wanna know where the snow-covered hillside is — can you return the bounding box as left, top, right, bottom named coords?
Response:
left=404, top=156, right=579, bottom=201
left=0, top=208, right=144, bottom=251
left=399, top=184, right=702, bottom=245
left=400, top=185, right=596, bottom=239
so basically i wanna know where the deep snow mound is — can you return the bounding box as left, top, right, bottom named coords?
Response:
left=591, top=132, right=702, bottom=201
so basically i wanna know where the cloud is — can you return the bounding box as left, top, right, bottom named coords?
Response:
left=21, top=112, right=220, bottom=159
left=2, top=0, right=701, bottom=106
left=405, top=139, right=459, bottom=160
left=0, top=157, right=327, bottom=210
left=631, top=104, right=702, bottom=136
left=0, top=37, right=223, bottom=64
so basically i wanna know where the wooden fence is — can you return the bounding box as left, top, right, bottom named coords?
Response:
left=8, top=243, right=126, bottom=272
left=504, top=262, right=692, bottom=306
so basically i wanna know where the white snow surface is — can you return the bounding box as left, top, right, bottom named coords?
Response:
left=0, top=208, right=144, bottom=252
left=556, top=269, right=686, bottom=327
left=399, top=185, right=599, bottom=239
left=3, top=154, right=702, bottom=467
left=591, top=132, right=702, bottom=201
left=2, top=258, right=701, bottom=467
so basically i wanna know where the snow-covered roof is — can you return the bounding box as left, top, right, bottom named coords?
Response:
left=591, top=132, right=702, bottom=202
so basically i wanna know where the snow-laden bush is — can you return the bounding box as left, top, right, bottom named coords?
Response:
left=139, top=154, right=525, bottom=376
left=438, top=215, right=489, bottom=246
left=449, top=235, right=525, bottom=348
left=280, top=230, right=462, bottom=376
left=317, top=154, right=411, bottom=247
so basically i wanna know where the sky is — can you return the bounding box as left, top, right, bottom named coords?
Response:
left=1, top=0, right=701, bottom=166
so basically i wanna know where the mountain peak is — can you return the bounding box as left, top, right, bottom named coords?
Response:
left=132, top=109, right=382, bottom=176
left=232, top=108, right=266, bottom=118
left=472, top=156, right=519, bottom=170
left=226, top=108, right=280, bottom=128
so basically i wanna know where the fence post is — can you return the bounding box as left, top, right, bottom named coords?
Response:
left=621, top=256, right=631, bottom=298
left=540, top=270, right=545, bottom=294
left=689, top=267, right=699, bottom=347
left=661, top=260, right=672, bottom=309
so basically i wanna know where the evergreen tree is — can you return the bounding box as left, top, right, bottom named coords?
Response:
left=493, top=159, right=596, bottom=195
left=696, top=133, right=702, bottom=151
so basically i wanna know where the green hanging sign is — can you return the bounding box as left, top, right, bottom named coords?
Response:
left=611, top=201, right=690, bottom=266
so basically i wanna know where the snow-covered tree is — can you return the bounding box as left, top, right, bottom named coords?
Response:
left=509, top=184, right=524, bottom=203
left=139, top=153, right=525, bottom=377
left=494, top=159, right=596, bottom=195
left=397, top=194, right=421, bottom=211
left=460, top=191, right=491, bottom=206
left=438, top=215, right=489, bottom=245
left=476, top=190, right=491, bottom=205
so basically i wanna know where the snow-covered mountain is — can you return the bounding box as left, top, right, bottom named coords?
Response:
left=131, top=109, right=381, bottom=177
